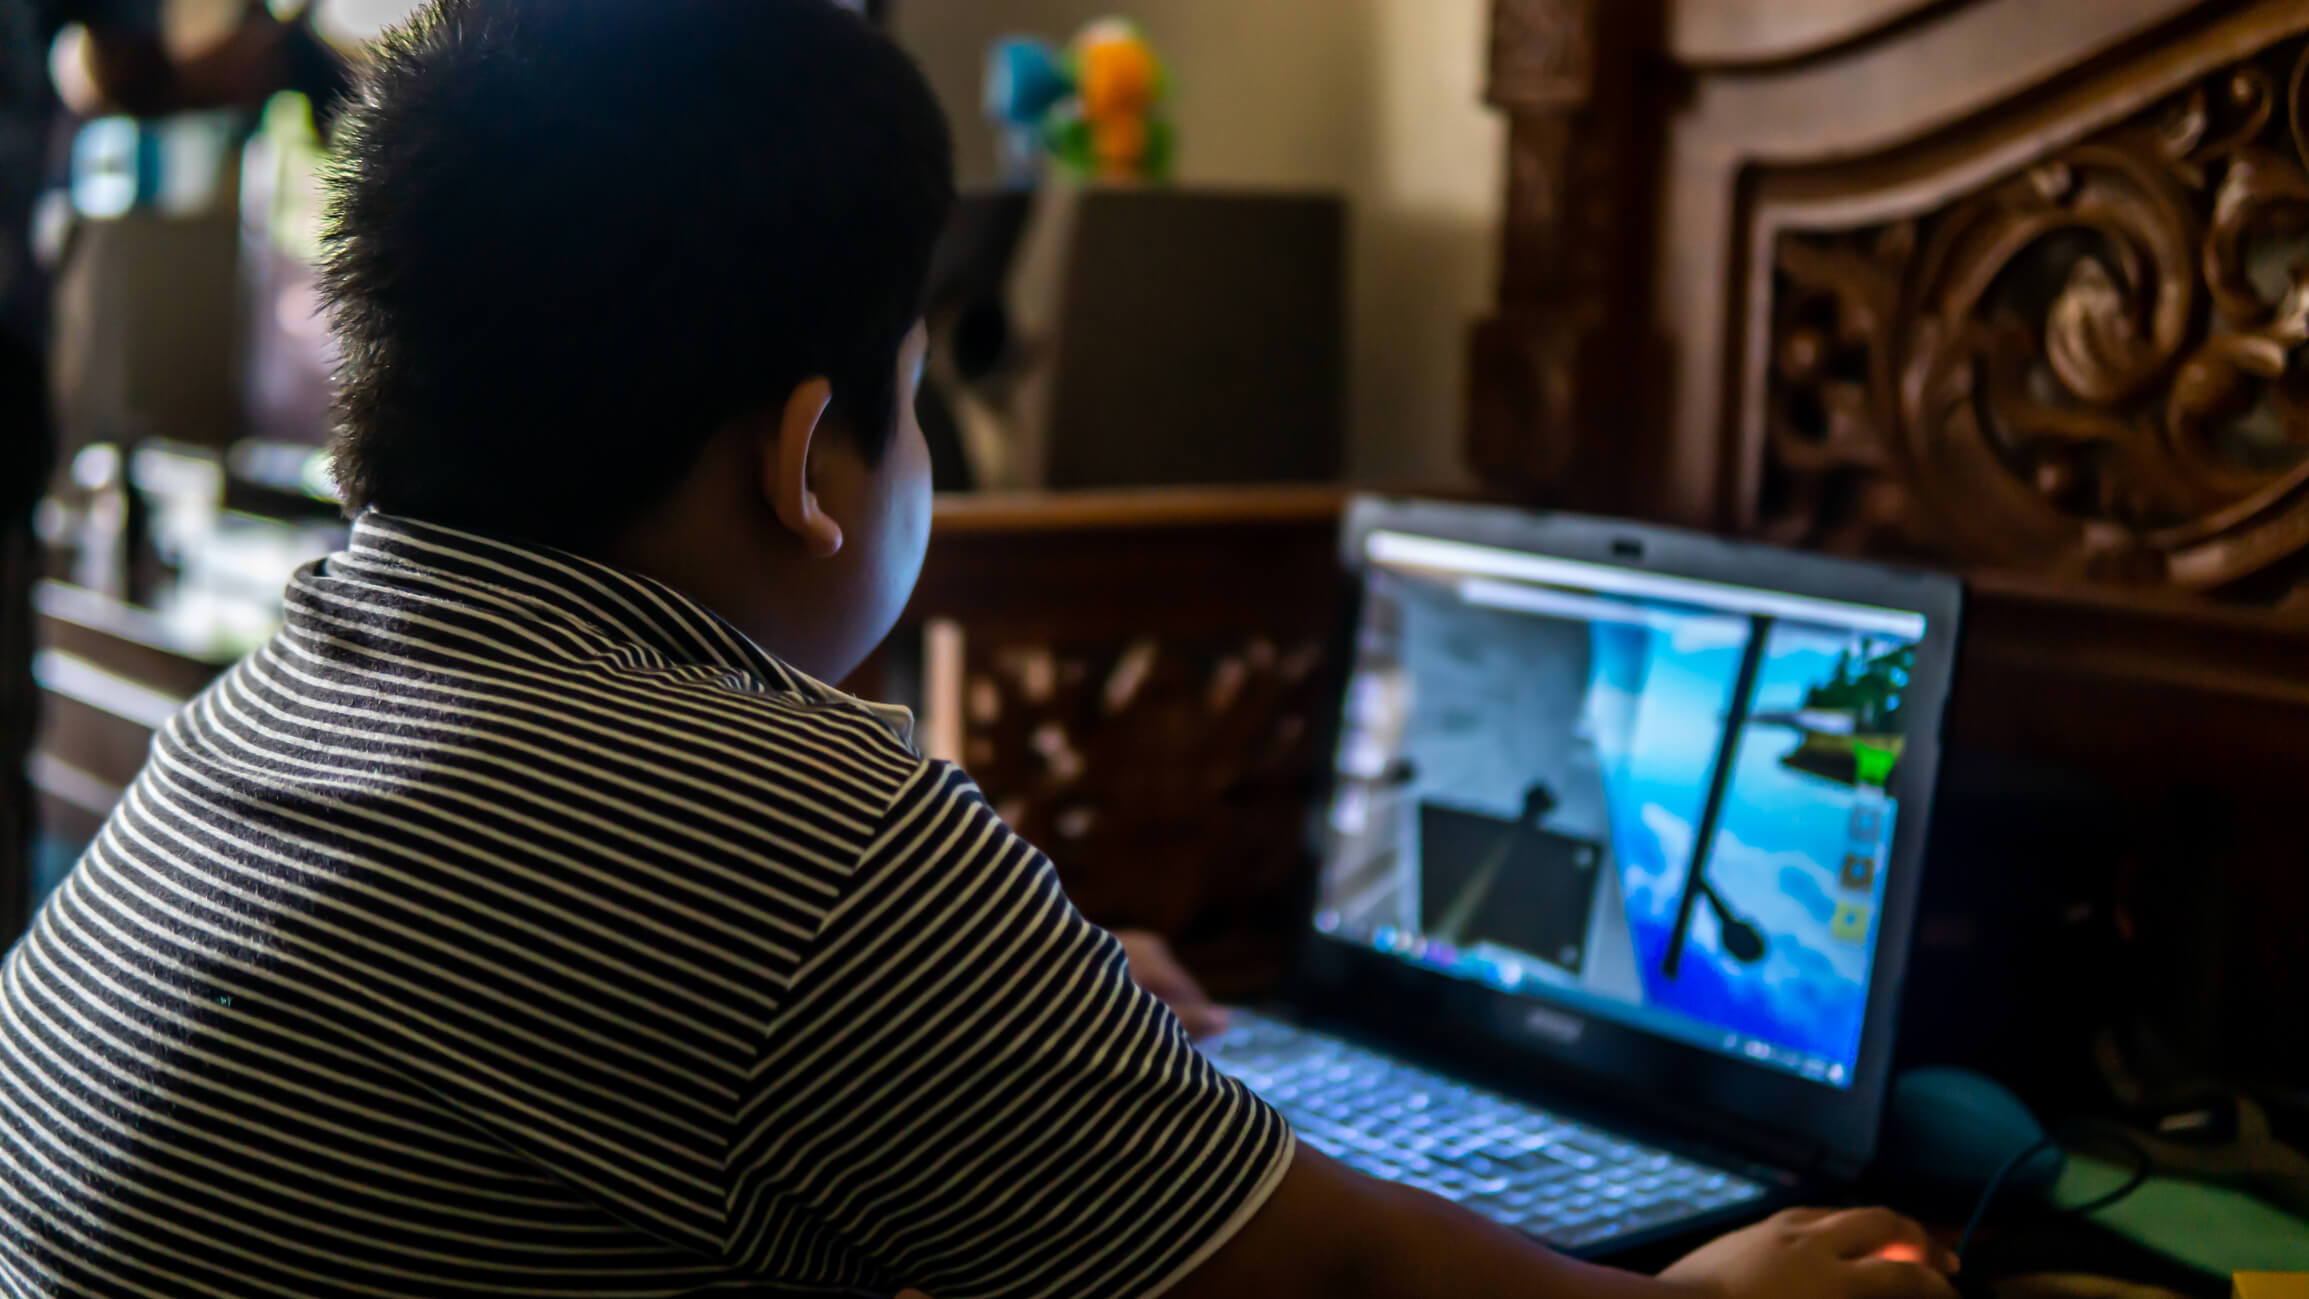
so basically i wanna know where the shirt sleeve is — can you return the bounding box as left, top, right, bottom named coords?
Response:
left=725, top=760, right=1296, bottom=1299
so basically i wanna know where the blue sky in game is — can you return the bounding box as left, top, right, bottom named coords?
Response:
left=1583, top=613, right=1907, bottom=1068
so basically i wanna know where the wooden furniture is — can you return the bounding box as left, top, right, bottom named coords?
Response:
left=1471, top=0, right=2309, bottom=1085
left=865, top=487, right=1348, bottom=998
left=29, top=583, right=242, bottom=850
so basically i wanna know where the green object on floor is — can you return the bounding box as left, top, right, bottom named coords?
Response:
left=2052, top=1153, right=2309, bottom=1275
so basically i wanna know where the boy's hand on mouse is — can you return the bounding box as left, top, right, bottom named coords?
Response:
left=1114, top=930, right=1231, bottom=1040
left=1661, top=1207, right=1959, bottom=1299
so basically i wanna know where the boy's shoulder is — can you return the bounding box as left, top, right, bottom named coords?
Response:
left=600, top=650, right=935, bottom=810
left=267, top=509, right=947, bottom=852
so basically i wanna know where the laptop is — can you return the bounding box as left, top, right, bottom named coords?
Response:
left=1200, top=496, right=1964, bottom=1257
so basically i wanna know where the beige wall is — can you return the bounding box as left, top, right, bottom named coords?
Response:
left=895, top=0, right=1501, bottom=486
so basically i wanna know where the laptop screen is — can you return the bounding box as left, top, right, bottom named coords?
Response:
left=1313, top=529, right=1933, bottom=1091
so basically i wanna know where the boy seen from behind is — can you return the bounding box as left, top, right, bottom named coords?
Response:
left=0, top=3, right=1962, bottom=1296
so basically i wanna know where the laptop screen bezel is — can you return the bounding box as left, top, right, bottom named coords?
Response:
left=1284, top=496, right=1965, bottom=1174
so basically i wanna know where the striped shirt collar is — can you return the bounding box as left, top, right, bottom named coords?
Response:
left=334, top=509, right=917, bottom=747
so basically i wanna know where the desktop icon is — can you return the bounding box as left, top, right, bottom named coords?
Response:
left=1848, top=804, right=1883, bottom=841
left=1830, top=901, right=1874, bottom=944
left=1839, top=852, right=1876, bottom=891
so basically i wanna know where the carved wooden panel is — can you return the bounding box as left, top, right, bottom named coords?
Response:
left=892, top=488, right=1347, bottom=998
left=953, top=632, right=1332, bottom=999
left=1470, top=0, right=2309, bottom=1085
left=1763, top=33, right=2309, bottom=603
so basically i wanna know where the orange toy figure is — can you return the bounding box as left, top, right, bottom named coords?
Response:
left=1051, top=18, right=1173, bottom=181
left=1075, top=18, right=1161, bottom=122
left=1074, top=19, right=1169, bottom=178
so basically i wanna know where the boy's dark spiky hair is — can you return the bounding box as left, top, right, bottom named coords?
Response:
left=323, top=0, right=953, bottom=551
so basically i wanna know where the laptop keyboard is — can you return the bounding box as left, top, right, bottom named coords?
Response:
left=1201, top=1012, right=1767, bottom=1249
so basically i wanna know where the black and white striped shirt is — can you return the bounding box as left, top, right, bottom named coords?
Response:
left=0, top=511, right=1294, bottom=1298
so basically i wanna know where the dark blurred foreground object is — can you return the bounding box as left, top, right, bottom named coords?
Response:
left=2, top=0, right=332, bottom=941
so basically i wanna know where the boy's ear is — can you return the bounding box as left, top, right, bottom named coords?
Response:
left=765, top=379, right=844, bottom=559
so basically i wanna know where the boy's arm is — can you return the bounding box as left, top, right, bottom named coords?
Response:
left=1173, top=1146, right=1958, bottom=1299
left=1100, top=921, right=1956, bottom=1296
left=739, top=761, right=1954, bottom=1299
left=899, top=1147, right=1958, bottom=1299
left=724, top=762, right=1299, bottom=1297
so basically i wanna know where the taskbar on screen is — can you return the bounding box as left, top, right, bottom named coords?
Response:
left=1313, top=913, right=1853, bottom=1090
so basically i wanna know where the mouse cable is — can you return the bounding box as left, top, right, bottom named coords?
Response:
left=1955, top=1124, right=2154, bottom=1264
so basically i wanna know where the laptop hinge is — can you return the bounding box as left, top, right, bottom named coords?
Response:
left=1770, top=1134, right=1868, bottom=1188
left=1551, top=1082, right=1851, bottom=1188
left=1815, top=1150, right=1867, bottom=1186
left=1728, top=1128, right=1844, bottom=1185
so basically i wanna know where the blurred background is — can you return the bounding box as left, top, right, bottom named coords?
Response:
left=12, top=0, right=1503, bottom=920
left=21, top=0, right=1504, bottom=657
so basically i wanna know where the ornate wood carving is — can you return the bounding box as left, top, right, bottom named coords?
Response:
left=1468, top=0, right=2309, bottom=1084
left=952, top=632, right=1330, bottom=996
left=1665, top=0, right=1948, bottom=68
left=890, top=488, right=1347, bottom=997
left=1764, top=35, right=2309, bottom=602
